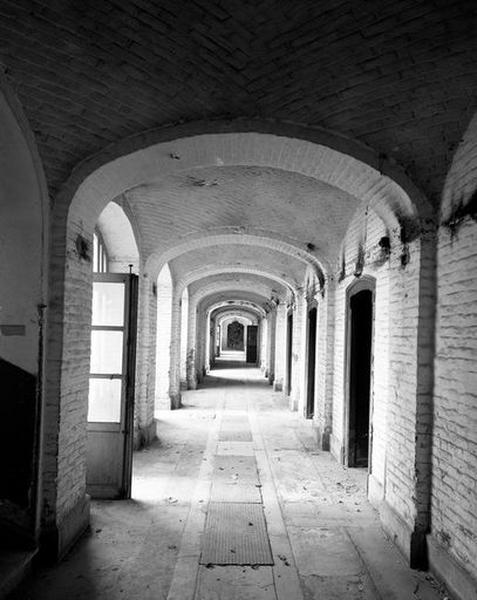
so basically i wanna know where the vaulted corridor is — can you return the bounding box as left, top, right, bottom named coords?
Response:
left=1, top=4, right=476, bottom=599
left=10, top=368, right=446, bottom=600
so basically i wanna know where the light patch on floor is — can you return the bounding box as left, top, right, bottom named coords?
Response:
left=216, top=441, right=255, bottom=456
left=213, top=455, right=259, bottom=483
left=210, top=481, right=262, bottom=503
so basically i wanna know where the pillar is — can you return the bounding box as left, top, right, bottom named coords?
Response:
left=273, top=303, right=287, bottom=391
left=290, top=289, right=306, bottom=412
left=168, top=285, right=182, bottom=409
left=186, top=297, right=198, bottom=389
left=179, top=289, right=188, bottom=390
left=267, top=308, right=276, bottom=384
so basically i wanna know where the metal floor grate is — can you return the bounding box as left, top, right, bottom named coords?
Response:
left=218, top=429, right=253, bottom=442
left=200, top=502, right=274, bottom=565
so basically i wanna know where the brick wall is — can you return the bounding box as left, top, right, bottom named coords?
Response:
left=313, top=281, right=334, bottom=449
left=330, top=204, right=427, bottom=534
left=54, top=219, right=93, bottom=524
left=432, top=221, right=477, bottom=582
left=431, top=113, right=477, bottom=586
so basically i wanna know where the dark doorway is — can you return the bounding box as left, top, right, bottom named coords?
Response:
left=226, top=321, right=244, bottom=350
left=286, top=313, right=293, bottom=396
left=348, top=289, right=373, bottom=468
left=306, top=306, right=317, bottom=419
left=246, top=325, right=258, bottom=363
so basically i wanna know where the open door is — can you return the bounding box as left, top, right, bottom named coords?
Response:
left=87, top=273, right=138, bottom=499
left=246, top=325, right=258, bottom=363
left=348, top=289, right=373, bottom=468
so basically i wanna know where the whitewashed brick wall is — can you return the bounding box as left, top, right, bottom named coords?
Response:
left=314, top=277, right=336, bottom=448
left=432, top=111, right=477, bottom=583
left=330, top=205, right=428, bottom=537
left=154, top=270, right=173, bottom=412
left=432, top=221, right=477, bottom=580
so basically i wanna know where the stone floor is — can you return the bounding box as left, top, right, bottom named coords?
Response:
left=9, top=367, right=452, bottom=600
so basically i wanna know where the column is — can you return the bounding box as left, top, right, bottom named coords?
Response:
left=273, top=303, right=287, bottom=391
left=168, top=285, right=182, bottom=409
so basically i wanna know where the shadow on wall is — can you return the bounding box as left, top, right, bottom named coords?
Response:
left=0, top=358, right=37, bottom=548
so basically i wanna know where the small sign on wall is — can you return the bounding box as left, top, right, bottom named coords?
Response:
left=0, top=324, right=26, bottom=336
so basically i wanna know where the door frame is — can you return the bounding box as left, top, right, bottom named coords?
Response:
left=305, top=301, right=318, bottom=419
left=285, top=310, right=293, bottom=396
left=343, top=276, right=376, bottom=471
left=87, top=272, right=138, bottom=499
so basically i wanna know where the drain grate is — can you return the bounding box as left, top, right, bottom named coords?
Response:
left=200, top=502, right=274, bottom=565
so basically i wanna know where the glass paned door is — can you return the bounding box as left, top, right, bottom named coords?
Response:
left=86, top=273, right=138, bottom=499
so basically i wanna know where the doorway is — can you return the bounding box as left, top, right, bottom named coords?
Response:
left=246, top=325, right=258, bottom=364
left=347, top=287, right=373, bottom=468
left=306, top=306, right=317, bottom=419
left=286, top=312, right=293, bottom=396
left=86, top=272, right=138, bottom=498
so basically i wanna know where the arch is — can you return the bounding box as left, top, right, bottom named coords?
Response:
left=146, top=231, right=326, bottom=282
left=0, top=72, right=49, bottom=549
left=346, top=274, right=377, bottom=298
left=193, top=285, right=278, bottom=309
left=57, top=121, right=431, bottom=230
left=96, top=200, right=140, bottom=272
left=206, top=300, right=266, bottom=320
left=217, top=314, right=255, bottom=327
left=176, top=264, right=298, bottom=297
left=212, top=308, right=260, bottom=326
left=207, top=305, right=262, bottom=372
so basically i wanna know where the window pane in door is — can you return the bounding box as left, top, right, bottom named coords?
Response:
left=90, top=330, right=124, bottom=374
left=92, top=282, right=125, bottom=326
left=88, top=378, right=122, bottom=422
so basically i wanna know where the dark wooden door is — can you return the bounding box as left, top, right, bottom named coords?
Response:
left=306, top=307, right=317, bottom=419
left=348, top=290, right=372, bottom=468
left=286, top=313, right=293, bottom=396
left=86, top=273, right=138, bottom=499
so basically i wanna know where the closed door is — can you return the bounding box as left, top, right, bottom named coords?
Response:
left=286, top=313, right=293, bottom=396
left=87, top=273, right=138, bottom=499
left=306, top=307, right=317, bottom=419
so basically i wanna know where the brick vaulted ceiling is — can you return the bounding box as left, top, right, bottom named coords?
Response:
left=1, top=1, right=476, bottom=203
